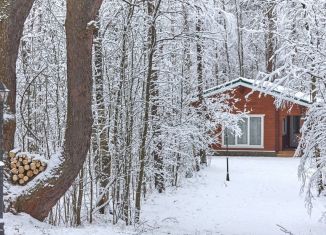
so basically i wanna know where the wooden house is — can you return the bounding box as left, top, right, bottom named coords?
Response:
left=206, top=78, right=312, bottom=157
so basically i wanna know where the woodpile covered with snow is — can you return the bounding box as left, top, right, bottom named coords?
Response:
left=8, top=149, right=47, bottom=185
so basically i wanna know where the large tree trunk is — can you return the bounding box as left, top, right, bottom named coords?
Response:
left=12, top=0, right=103, bottom=221
left=0, top=0, right=35, bottom=153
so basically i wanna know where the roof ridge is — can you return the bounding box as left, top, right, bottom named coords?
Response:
left=203, top=77, right=312, bottom=107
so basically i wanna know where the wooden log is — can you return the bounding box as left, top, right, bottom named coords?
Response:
left=27, top=170, right=34, bottom=178
left=18, top=166, right=25, bottom=174
left=30, top=163, right=36, bottom=170
left=11, top=168, right=18, bottom=175
left=10, top=162, right=16, bottom=169
left=9, top=149, right=20, bottom=158
left=9, top=151, right=48, bottom=186
left=12, top=175, right=18, bottom=182
left=23, top=176, right=29, bottom=182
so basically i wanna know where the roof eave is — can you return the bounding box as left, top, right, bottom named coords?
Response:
left=203, top=78, right=312, bottom=108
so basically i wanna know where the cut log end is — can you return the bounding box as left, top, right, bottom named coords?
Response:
left=12, top=175, right=18, bottom=182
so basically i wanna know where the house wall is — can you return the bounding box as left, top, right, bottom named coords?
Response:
left=213, top=86, right=307, bottom=154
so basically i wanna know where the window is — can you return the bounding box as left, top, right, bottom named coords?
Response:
left=223, top=115, right=264, bottom=148
left=250, top=117, right=262, bottom=145
left=293, top=116, right=301, bottom=134
left=224, top=128, right=235, bottom=145
left=238, top=118, right=248, bottom=144
left=282, top=118, right=287, bottom=135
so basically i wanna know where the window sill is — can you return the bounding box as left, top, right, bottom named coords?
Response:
left=221, top=145, right=264, bottom=149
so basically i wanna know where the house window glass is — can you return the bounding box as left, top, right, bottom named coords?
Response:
left=224, top=128, right=235, bottom=145
left=238, top=118, right=248, bottom=144
left=250, top=117, right=262, bottom=145
left=224, top=115, right=263, bottom=147
left=293, top=116, right=301, bottom=134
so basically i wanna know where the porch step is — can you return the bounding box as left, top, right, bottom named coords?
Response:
left=276, top=151, right=295, bottom=157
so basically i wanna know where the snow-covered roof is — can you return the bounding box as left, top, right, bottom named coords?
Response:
left=204, top=77, right=312, bottom=107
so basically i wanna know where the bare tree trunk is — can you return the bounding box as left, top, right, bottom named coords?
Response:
left=88, top=152, right=93, bottom=223
left=12, top=0, right=103, bottom=221
left=76, top=168, right=84, bottom=226
left=182, top=3, right=199, bottom=173
left=135, top=0, right=161, bottom=223
left=221, top=0, right=231, bottom=78
left=153, top=140, right=164, bottom=192
left=93, top=13, right=111, bottom=215
left=123, top=20, right=137, bottom=224
left=235, top=0, right=244, bottom=77
left=196, top=9, right=207, bottom=166
left=0, top=0, right=35, bottom=152
left=311, top=76, right=324, bottom=195
left=266, top=2, right=276, bottom=75
left=151, top=18, right=164, bottom=195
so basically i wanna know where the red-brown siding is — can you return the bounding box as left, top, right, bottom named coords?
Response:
left=213, top=86, right=307, bottom=154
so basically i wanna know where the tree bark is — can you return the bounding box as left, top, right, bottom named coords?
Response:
left=235, top=0, right=244, bottom=77
left=221, top=0, right=231, bottom=77
left=266, top=2, right=276, bottom=75
left=93, top=13, right=111, bottom=215
left=150, top=8, right=164, bottom=194
left=135, top=0, right=161, bottom=223
left=12, top=0, right=103, bottom=221
left=0, top=0, right=35, bottom=153
left=196, top=9, right=207, bottom=166
left=311, top=76, right=324, bottom=195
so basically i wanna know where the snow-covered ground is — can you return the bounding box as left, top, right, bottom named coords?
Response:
left=5, top=157, right=326, bottom=235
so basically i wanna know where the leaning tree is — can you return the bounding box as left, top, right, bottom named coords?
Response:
left=11, top=0, right=103, bottom=221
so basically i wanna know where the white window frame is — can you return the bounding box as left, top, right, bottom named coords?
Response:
left=222, top=114, right=265, bottom=148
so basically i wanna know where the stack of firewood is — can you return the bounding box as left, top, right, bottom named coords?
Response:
left=8, top=150, right=47, bottom=185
